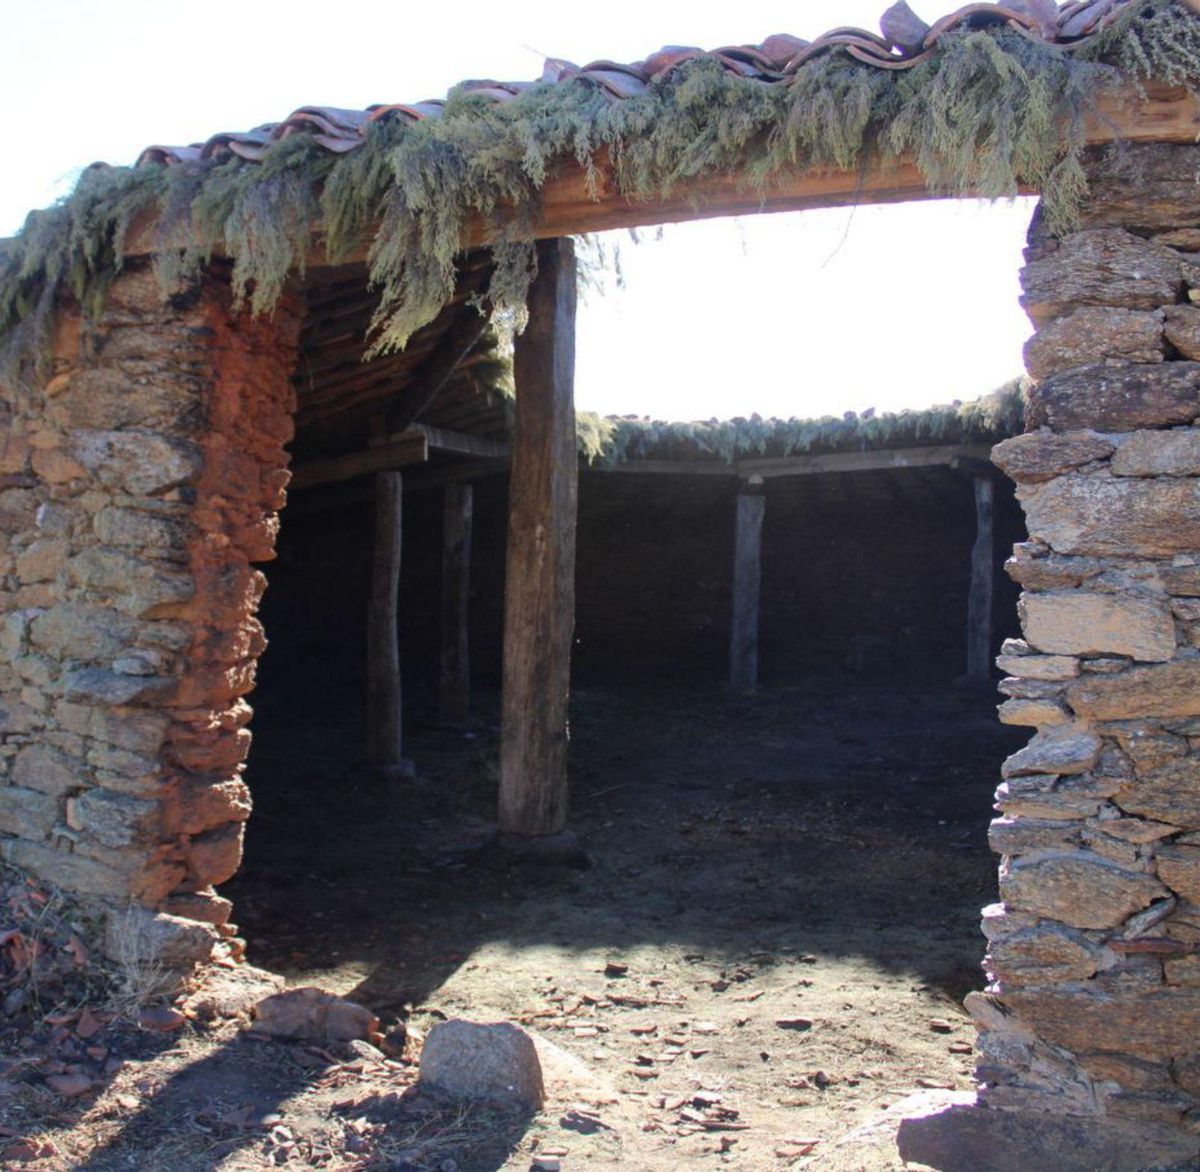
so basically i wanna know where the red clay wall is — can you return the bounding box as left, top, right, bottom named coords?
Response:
left=0, top=264, right=299, bottom=959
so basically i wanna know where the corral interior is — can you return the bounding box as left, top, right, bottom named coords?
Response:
left=212, top=204, right=1029, bottom=1161
left=217, top=432, right=1028, bottom=1161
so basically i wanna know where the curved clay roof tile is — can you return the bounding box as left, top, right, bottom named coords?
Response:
left=784, top=30, right=904, bottom=71
left=707, top=51, right=777, bottom=79
left=136, top=144, right=205, bottom=167
left=809, top=26, right=896, bottom=49
left=921, top=4, right=1041, bottom=46
left=577, top=67, right=651, bottom=99
left=640, top=46, right=707, bottom=78
left=1005, top=0, right=1060, bottom=35
left=847, top=42, right=936, bottom=68
left=279, top=107, right=373, bottom=135
left=540, top=58, right=579, bottom=82
left=311, top=135, right=369, bottom=154
left=197, top=128, right=276, bottom=160
left=226, top=141, right=275, bottom=162
left=126, top=2, right=1154, bottom=171
left=455, top=86, right=525, bottom=103
left=1058, top=0, right=1123, bottom=37
left=756, top=33, right=811, bottom=69
left=364, top=100, right=447, bottom=125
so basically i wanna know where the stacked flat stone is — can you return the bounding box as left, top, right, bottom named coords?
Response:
left=985, top=143, right=1200, bottom=1138
left=0, top=265, right=301, bottom=962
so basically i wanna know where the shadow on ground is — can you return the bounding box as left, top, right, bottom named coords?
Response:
left=227, top=675, right=1024, bottom=1016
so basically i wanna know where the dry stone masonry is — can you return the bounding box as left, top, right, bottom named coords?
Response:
left=0, top=263, right=299, bottom=963
left=984, top=143, right=1200, bottom=1154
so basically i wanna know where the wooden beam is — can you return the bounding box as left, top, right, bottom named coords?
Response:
left=393, top=425, right=510, bottom=461
left=966, top=474, right=995, bottom=683
left=598, top=459, right=738, bottom=478
left=384, top=300, right=493, bottom=434
left=439, top=483, right=473, bottom=727
left=498, top=238, right=578, bottom=839
left=290, top=424, right=509, bottom=492
left=291, top=429, right=429, bottom=490
left=740, top=444, right=995, bottom=479
left=366, top=471, right=410, bottom=776
left=117, top=87, right=1198, bottom=272
left=597, top=443, right=994, bottom=480
left=730, top=492, right=766, bottom=690
left=286, top=86, right=1200, bottom=269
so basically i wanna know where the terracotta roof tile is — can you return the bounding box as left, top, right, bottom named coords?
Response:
left=131, top=0, right=1142, bottom=171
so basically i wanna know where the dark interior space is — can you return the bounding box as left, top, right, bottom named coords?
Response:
left=235, top=461, right=1027, bottom=915
left=220, top=462, right=1028, bottom=1158
left=252, top=465, right=1025, bottom=736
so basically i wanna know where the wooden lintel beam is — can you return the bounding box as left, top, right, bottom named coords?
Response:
left=288, top=86, right=1200, bottom=270
left=118, top=87, right=1200, bottom=273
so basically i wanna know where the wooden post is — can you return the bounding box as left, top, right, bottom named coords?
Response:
left=966, top=474, right=995, bottom=682
left=439, top=482, right=473, bottom=726
left=730, top=490, right=766, bottom=689
left=498, top=238, right=578, bottom=840
left=366, top=470, right=410, bottom=776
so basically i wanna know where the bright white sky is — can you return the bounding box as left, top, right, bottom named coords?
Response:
left=3, top=0, right=1035, bottom=421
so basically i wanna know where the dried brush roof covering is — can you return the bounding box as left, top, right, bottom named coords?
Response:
left=136, top=0, right=1154, bottom=168
left=579, top=379, right=1027, bottom=464
left=2, top=0, right=1200, bottom=382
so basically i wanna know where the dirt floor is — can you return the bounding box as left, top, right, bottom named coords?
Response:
left=0, top=675, right=1026, bottom=1170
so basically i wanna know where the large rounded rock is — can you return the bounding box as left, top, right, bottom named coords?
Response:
left=419, top=1020, right=545, bottom=1110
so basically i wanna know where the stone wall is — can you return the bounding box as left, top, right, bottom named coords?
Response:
left=979, top=144, right=1200, bottom=1150
left=0, top=264, right=299, bottom=960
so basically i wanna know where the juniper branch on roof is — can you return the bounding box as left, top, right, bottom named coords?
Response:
left=1, top=1, right=1199, bottom=379
left=587, top=379, right=1027, bottom=465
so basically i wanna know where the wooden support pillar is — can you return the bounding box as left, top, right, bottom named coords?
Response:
left=439, top=482, right=473, bottom=726
left=498, top=238, right=578, bottom=839
left=966, top=474, right=995, bottom=682
left=730, top=489, right=766, bottom=689
left=366, top=470, right=411, bottom=776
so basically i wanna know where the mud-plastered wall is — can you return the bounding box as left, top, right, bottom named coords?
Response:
left=0, top=265, right=299, bottom=960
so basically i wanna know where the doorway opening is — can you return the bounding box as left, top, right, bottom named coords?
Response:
left=220, top=203, right=1033, bottom=1162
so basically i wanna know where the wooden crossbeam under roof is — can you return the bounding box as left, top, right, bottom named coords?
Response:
left=291, top=438, right=1000, bottom=492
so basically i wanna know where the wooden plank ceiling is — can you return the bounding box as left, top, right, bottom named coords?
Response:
left=289, top=249, right=511, bottom=469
